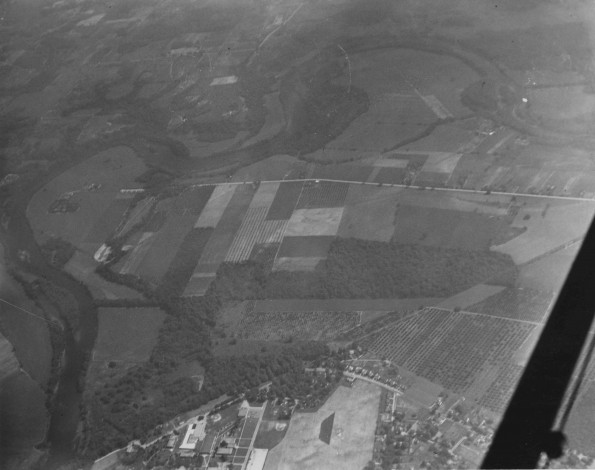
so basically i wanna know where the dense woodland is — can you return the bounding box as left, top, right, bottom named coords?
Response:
left=214, top=238, right=518, bottom=300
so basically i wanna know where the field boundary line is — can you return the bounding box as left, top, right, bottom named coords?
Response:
left=189, top=178, right=595, bottom=203
left=431, top=306, right=543, bottom=326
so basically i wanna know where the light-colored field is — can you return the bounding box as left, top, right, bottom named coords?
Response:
left=395, top=188, right=510, bottom=215
left=195, top=184, right=237, bottom=228
left=420, top=94, right=453, bottom=119
left=285, top=208, right=344, bottom=237
left=528, top=86, right=595, bottom=122
left=264, top=381, right=380, bottom=470
left=437, top=284, right=506, bottom=310
left=326, top=98, right=430, bottom=151
left=421, top=152, right=462, bottom=173
left=94, top=307, right=165, bottom=363
left=251, top=182, right=281, bottom=207
left=339, top=185, right=400, bottom=241
left=493, top=201, right=594, bottom=264
left=518, top=243, right=579, bottom=291
left=273, top=256, right=323, bottom=272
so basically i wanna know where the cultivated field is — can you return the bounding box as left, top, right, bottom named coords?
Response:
left=126, top=187, right=214, bottom=283
left=194, top=184, right=237, bottom=228
left=284, top=208, right=344, bottom=237
left=264, top=381, right=380, bottom=470
left=266, top=181, right=304, bottom=220
left=277, top=236, right=334, bottom=258
left=184, top=184, right=257, bottom=294
left=295, top=181, right=349, bottom=210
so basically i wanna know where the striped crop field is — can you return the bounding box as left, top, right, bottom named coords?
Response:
left=225, top=207, right=287, bottom=262
left=224, top=182, right=285, bottom=262
left=295, top=181, right=349, bottom=209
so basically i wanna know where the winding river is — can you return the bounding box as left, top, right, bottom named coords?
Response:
left=1, top=184, right=98, bottom=469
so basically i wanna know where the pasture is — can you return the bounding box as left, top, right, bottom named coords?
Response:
left=27, top=146, right=146, bottom=247
left=338, top=185, right=400, bottom=241
left=392, top=205, right=515, bottom=250
left=437, top=284, right=506, bottom=310
left=492, top=200, right=594, bottom=264
left=83, top=198, right=131, bottom=244
left=518, top=244, right=579, bottom=292
left=399, top=123, right=476, bottom=153
left=311, top=164, right=372, bottom=183
left=264, top=381, right=380, bottom=470
left=93, top=307, right=166, bottom=363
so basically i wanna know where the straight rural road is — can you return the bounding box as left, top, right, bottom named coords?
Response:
left=184, top=177, right=595, bottom=203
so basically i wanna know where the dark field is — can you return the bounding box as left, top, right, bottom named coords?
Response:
left=392, top=205, right=516, bottom=250
left=319, top=412, right=335, bottom=445
left=266, top=181, right=304, bottom=220
left=311, top=164, right=373, bottom=183
left=160, top=227, right=214, bottom=295
left=277, top=236, right=335, bottom=258
left=374, top=167, right=409, bottom=185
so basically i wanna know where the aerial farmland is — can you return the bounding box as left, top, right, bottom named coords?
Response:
left=4, top=0, right=595, bottom=468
